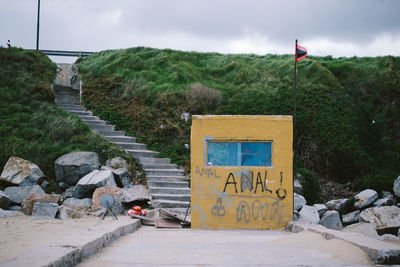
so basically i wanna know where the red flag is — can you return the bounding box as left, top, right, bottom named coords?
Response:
left=295, top=44, right=307, bottom=62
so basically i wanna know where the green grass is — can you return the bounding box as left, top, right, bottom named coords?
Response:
left=0, top=47, right=144, bottom=192
left=77, top=47, right=400, bottom=193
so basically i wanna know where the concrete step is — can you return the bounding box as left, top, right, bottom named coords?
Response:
left=90, top=124, right=115, bottom=132
left=141, top=163, right=177, bottom=169
left=56, top=99, right=80, bottom=103
left=78, top=115, right=100, bottom=121
left=148, top=180, right=188, bottom=188
left=104, top=136, right=136, bottom=143
left=138, top=157, right=171, bottom=164
left=59, top=104, right=84, bottom=110
left=149, top=187, right=190, bottom=195
left=94, top=130, right=126, bottom=136
left=152, top=193, right=190, bottom=202
left=84, top=120, right=108, bottom=126
left=151, top=199, right=190, bottom=208
left=58, top=102, right=80, bottom=106
left=147, top=175, right=187, bottom=182
left=114, top=142, right=147, bottom=150
left=127, top=149, right=159, bottom=158
left=145, top=169, right=184, bottom=177
left=68, top=110, right=92, bottom=116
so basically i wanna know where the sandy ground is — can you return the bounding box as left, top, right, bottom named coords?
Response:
left=0, top=213, right=125, bottom=262
left=0, top=213, right=374, bottom=266
left=78, top=227, right=373, bottom=266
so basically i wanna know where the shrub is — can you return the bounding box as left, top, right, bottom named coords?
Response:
left=186, top=83, right=222, bottom=113
left=296, top=168, right=321, bottom=204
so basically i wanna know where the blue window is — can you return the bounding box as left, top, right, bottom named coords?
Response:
left=207, top=141, right=272, bottom=166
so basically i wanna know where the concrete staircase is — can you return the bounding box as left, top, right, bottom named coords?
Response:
left=53, top=84, right=190, bottom=209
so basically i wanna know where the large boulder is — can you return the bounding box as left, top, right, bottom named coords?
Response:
left=354, top=189, right=378, bottom=210
left=0, top=190, right=10, bottom=209
left=31, top=202, right=58, bottom=218
left=4, top=185, right=44, bottom=204
left=73, top=170, right=116, bottom=199
left=293, top=193, right=306, bottom=211
left=313, top=203, right=327, bottom=217
left=325, top=198, right=349, bottom=214
left=360, top=206, right=400, bottom=235
left=0, top=208, right=20, bottom=218
left=106, top=157, right=128, bottom=170
left=63, top=197, right=92, bottom=213
left=299, top=205, right=320, bottom=224
left=0, top=157, right=44, bottom=186
left=393, top=175, right=400, bottom=198
left=55, top=152, right=99, bottom=186
left=58, top=206, right=85, bottom=220
left=319, top=210, right=343, bottom=230
left=342, top=210, right=361, bottom=225
left=112, top=168, right=131, bottom=188
left=22, top=193, right=60, bottom=215
left=119, top=185, right=151, bottom=205
left=90, top=186, right=123, bottom=214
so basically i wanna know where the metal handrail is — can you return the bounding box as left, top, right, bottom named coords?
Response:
left=39, top=49, right=93, bottom=57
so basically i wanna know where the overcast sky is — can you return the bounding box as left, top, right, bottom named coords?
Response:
left=1, top=0, right=400, bottom=63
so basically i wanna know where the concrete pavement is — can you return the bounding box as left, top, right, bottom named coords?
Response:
left=78, top=226, right=373, bottom=266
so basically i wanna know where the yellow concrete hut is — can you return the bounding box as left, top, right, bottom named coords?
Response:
left=191, top=115, right=293, bottom=229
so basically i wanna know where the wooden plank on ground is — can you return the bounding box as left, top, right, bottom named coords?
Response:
left=155, top=217, right=182, bottom=228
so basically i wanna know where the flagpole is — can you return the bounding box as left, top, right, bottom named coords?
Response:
left=293, top=39, right=297, bottom=142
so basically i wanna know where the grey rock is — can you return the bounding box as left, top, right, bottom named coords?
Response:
left=91, top=187, right=124, bottom=214
left=373, top=198, right=394, bottom=207
left=4, top=185, right=45, bottom=204
left=299, top=205, right=320, bottom=224
left=0, top=157, right=44, bottom=186
left=112, top=168, right=131, bottom=188
left=293, top=179, right=303, bottom=195
left=313, top=203, right=327, bottom=217
left=0, top=190, right=10, bottom=209
left=293, top=210, right=300, bottom=221
left=119, top=185, right=151, bottom=204
left=342, top=210, right=361, bottom=225
left=360, top=206, right=400, bottom=235
left=325, top=198, right=349, bottom=214
left=40, top=180, right=49, bottom=191
left=382, top=191, right=397, bottom=205
left=0, top=208, right=20, bottom=218
left=319, top=210, right=343, bottom=230
left=106, top=157, right=128, bottom=170
left=60, top=186, right=75, bottom=202
left=354, top=189, right=378, bottom=209
left=58, top=182, right=69, bottom=190
left=100, top=166, right=113, bottom=171
left=8, top=206, right=22, bottom=211
left=22, top=193, right=60, bottom=215
left=293, top=193, right=306, bottom=211
left=73, top=170, right=116, bottom=199
left=393, top=175, right=400, bottom=198
left=58, top=205, right=86, bottom=220
left=63, top=197, right=92, bottom=213
left=31, top=202, right=58, bottom=218
left=55, top=151, right=99, bottom=186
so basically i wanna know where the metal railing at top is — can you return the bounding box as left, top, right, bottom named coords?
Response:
left=39, top=49, right=93, bottom=57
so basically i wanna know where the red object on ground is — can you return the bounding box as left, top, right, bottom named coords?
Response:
left=133, top=206, right=142, bottom=211
left=142, top=210, right=147, bottom=216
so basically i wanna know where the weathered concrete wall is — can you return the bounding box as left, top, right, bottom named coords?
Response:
left=54, top=64, right=73, bottom=87
left=191, top=115, right=293, bottom=229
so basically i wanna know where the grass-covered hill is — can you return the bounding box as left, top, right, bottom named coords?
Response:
left=0, top=47, right=142, bottom=192
left=77, top=47, right=400, bottom=202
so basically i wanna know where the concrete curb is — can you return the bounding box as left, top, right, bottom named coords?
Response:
left=0, top=217, right=141, bottom=267
left=287, top=220, right=400, bottom=264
